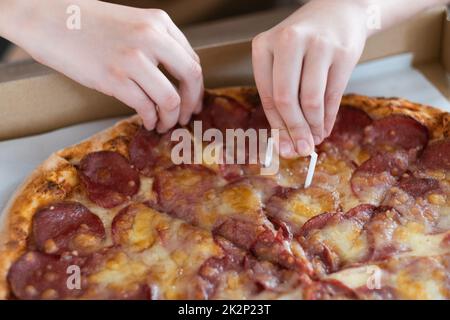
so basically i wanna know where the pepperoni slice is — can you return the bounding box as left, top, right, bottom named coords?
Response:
left=397, top=176, right=440, bottom=198
left=129, top=127, right=175, bottom=177
left=356, top=207, right=402, bottom=261
left=243, top=256, right=284, bottom=291
left=298, top=205, right=377, bottom=274
left=351, top=151, right=409, bottom=203
left=193, top=94, right=250, bottom=133
left=363, top=115, right=428, bottom=152
left=198, top=237, right=247, bottom=298
left=111, top=204, right=169, bottom=251
left=8, top=251, right=86, bottom=300
left=328, top=106, right=373, bottom=145
left=419, top=138, right=450, bottom=171
left=33, top=202, right=105, bottom=255
left=266, top=187, right=339, bottom=236
left=79, top=151, right=140, bottom=208
left=153, top=165, right=222, bottom=220
left=298, top=212, right=338, bottom=238
left=213, top=219, right=259, bottom=250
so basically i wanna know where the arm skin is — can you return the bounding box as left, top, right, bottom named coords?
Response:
left=0, top=0, right=203, bottom=133
left=252, top=0, right=450, bottom=158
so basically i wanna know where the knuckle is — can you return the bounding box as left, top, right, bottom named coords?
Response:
left=301, top=94, right=323, bottom=110
left=107, top=64, right=127, bottom=83
left=121, top=47, right=143, bottom=60
left=260, top=96, right=276, bottom=110
left=308, top=122, right=323, bottom=132
left=325, top=90, right=342, bottom=107
left=334, top=45, right=359, bottom=60
left=131, top=21, right=159, bottom=40
left=188, top=61, right=203, bottom=80
left=309, top=35, right=332, bottom=51
left=133, top=94, right=152, bottom=110
left=148, top=8, right=170, bottom=21
left=278, top=26, right=301, bottom=43
left=161, top=92, right=181, bottom=111
left=274, top=94, right=295, bottom=110
left=287, top=123, right=308, bottom=136
left=252, top=33, right=267, bottom=52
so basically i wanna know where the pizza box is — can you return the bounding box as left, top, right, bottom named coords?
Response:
left=0, top=4, right=449, bottom=142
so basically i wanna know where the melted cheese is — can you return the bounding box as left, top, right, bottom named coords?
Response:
left=394, top=222, right=449, bottom=257
left=317, top=220, right=369, bottom=263
left=327, top=265, right=379, bottom=289
left=89, top=252, right=149, bottom=291
left=285, top=189, right=337, bottom=226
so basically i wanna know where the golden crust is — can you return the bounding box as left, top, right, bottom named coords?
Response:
left=341, top=94, right=450, bottom=140
left=0, top=87, right=449, bottom=299
left=0, top=116, right=142, bottom=299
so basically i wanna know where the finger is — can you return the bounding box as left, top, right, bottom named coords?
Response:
left=114, top=79, right=158, bottom=131
left=272, top=41, right=314, bottom=157
left=252, top=36, right=297, bottom=158
left=324, top=56, right=356, bottom=137
left=300, top=44, right=333, bottom=145
left=166, top=22, right=200, bottom=63
left=125, top=51, right=181, bottom=133
left=149, top=35, right=203, bottom=127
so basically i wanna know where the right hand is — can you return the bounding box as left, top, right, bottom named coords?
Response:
left=14, top=0, right=203, bottom=132
left=252, top=0, right=368, bottom=158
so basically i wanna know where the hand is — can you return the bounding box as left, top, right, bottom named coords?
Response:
left=9, top=0, right=203, bottom=132
left=252, top=0, right=368, bottom=157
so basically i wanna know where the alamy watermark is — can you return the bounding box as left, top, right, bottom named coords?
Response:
left=66, top=4, right=81, bottom=30
left=170, top=121, right=280, bottom=175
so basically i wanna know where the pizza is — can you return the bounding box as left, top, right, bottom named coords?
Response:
left=0, top=87, right=449, bottom=300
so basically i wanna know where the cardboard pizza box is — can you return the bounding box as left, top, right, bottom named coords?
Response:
left=0, top=5, right=449, bottom=141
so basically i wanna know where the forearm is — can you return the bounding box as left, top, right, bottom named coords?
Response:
left=358, top=0, right=450, bottom=36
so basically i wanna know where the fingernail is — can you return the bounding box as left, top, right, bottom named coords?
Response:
left=280, top=141, right=295, bottom=158
left=296, top=140, right=312, bottom=156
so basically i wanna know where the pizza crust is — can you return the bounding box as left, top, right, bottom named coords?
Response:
left=0, top=87, right=449, bottom=299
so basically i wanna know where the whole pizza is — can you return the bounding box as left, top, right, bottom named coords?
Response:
left=0, top=87, right=449, bottom=300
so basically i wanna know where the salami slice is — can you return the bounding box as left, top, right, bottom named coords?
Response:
left=129, top=127, right=175, bottom=177
left=8, top=251, right=86, bottom=300
left=298, top=212, right=338, bottom=238
left=351, top=151, right=409, bottom=204
left=328, top=106, right=373, bottom=145
left=33, top=202, right=105, bottom=255
left=298, top=205, right=377, bottom=274
left=363, top=115, right=428, bottom=152
left=213, top=218, right=259, bottom=251
left=397, top=176, right=440, bottom=198
left=198, top=237, right=286, bottom=298
left=193, top=94, right=250, bottom=133
left=79, top=151, right=140, bottom=208
left=419, top=138, right=450, bottom=171
left=364, top=207, right=403, bottom=261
